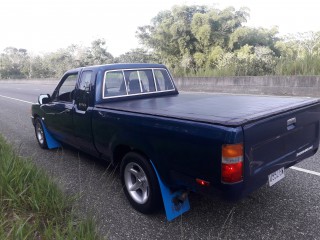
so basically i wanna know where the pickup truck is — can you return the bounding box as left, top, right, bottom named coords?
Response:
left=31, top=63, right=320, bottom=219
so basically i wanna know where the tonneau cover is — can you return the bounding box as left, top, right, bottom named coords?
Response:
left=95, top=92, right=320, bottom=126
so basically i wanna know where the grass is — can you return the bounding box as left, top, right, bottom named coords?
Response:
left=0, top=134, right=99, bottom=239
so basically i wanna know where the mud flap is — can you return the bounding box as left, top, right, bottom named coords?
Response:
left=40, top=120, right=61, bottom=149
left=150, top=161, right=190, bottom=221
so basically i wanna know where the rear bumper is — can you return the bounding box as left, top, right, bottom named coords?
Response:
left=169, top=146, right=318, bottom=201
left=169, top=169, right=246, bottom=201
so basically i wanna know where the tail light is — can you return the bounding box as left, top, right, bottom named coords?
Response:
left=221, top=143, right=244, bottom=183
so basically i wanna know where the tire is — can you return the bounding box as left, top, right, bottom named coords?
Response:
left=120, top=152, right=162, bottom=214
left=34, top=118, right=48, bottom=149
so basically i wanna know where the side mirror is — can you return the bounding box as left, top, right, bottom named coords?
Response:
left=38, top=94, right=51, bottom=104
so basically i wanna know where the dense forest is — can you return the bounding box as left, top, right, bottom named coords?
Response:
left=0, top=5, right=320, bottom=79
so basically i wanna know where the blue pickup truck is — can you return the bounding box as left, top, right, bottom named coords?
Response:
left=31, top=63, right=320, bottom=220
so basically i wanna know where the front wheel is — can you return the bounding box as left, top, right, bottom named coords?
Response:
left=120, top=152, right=162, bottom=214
left=34, top=118, right=48, bottom=149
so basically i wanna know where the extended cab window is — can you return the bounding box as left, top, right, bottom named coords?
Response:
left=154, top=69, right=174, bottom=91
left=104, top=71, right=127, bottom=97
left=53, top=73, right=78, bottom=102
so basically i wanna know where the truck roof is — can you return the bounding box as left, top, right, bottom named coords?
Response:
left=66, top=63, right=167, bottom=74
left=96, top=92, right=319, bottom=126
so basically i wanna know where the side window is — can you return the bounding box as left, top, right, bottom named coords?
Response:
left=75, top=71, right=93, bottom=111
left=154, top=69, right=174, bottom=91
left=104, top=71, right=127, bottom=97
left=54, top=73, right=78, bottom=102
left=78, top=71, right=92, bottom=91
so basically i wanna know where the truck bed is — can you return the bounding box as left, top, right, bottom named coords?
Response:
left=95, top=92, right=319, bottom=126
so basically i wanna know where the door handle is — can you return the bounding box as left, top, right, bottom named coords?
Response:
left=287, top=117, right=296, bottom=130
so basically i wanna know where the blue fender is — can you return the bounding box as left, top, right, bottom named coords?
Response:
left=150, top=161, right=190, bottom=221
left=40, top=120, right=61, bottom=149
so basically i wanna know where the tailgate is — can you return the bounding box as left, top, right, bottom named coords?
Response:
left=243, top=102, right=320, bottom=186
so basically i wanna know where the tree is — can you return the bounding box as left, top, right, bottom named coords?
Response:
left=229, top=26, right=280, bottom=55
left=87, top=39, right=114, bottom=65
left=295, top=31, right=320, bottom=56
left=0, top=47, right=30, bottom=78
left=136, top=5, right=249, bottom=71
left=116, top=48, right=157, bottom=63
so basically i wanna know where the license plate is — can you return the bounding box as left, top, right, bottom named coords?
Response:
left=268, top=167, right=285, bottom=187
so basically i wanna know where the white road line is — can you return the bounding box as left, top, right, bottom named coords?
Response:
left=0, top=94, right=34, bottom=104
left=290, top=166, right=320, bottom=177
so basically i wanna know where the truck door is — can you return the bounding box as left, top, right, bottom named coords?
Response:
left=42, top=72, right=78, bottom=143
left=73, top=70, right=98, bottom=156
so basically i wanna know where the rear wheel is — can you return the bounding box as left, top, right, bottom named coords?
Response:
left=34, top=118, right=48, bottom=149
left=120, top=152, right=162, bottom=214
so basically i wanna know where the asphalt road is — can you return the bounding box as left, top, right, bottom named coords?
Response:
left=0, top=81, right=320, bottom=240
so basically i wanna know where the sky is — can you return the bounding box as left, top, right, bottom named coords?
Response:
left=1, top=0, right=320, bottom=56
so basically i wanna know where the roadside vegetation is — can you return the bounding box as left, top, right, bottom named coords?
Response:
left=0, top=5, right=319, bottom=78
left=0, top=134, right=99, bottom=239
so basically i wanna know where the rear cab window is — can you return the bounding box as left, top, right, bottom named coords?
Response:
left=103, top=68, right=175, bottom=99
